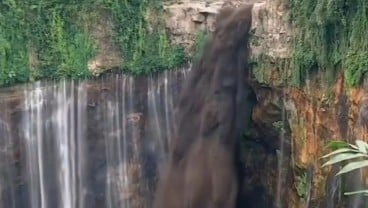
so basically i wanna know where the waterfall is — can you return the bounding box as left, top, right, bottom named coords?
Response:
left=0, top=68, right=188, bottom=208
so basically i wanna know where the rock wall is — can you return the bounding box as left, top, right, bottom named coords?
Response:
left=163, top=0, right=291, bottom=58
left=85, top=0, right=292, bottom=73
left=163, top=0, right=368, bottom=207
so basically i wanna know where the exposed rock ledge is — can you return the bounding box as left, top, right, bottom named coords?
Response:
left=163, top=0, right=291, bottom=58
left=87, top=0, right=292, bottom=73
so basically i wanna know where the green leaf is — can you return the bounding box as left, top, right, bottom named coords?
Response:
left=327, top=140, right=349, bottom=150
left=321, top=148, right=358, bottom=159
left=344, top=190, right=368, bottom=196
left=348, top=143, right=359, bottom=150
left=336, top=160, right=368, bottom=176
left=355, top=140, right=368, bottom=154
left=322, top=153, right=368, bottom=167
left=322, top=153, right=367, bottom=167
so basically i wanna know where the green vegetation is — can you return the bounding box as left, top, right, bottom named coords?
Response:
left=0, top=1, right=97, bottom=86
left=107, top=0, right=186, bottom=74
left=250, top=54, right=291, bottom=85
left=289, top=0, right=368, bottom=87
left=295, top=172, right=308, bottom=200
left=272, top=120, right=285, bottom=133
left=0, top=0, right=186, bottom=87
left=191, top=30, right=209, bottom=64
left=322, top=140, right=368, bottom=196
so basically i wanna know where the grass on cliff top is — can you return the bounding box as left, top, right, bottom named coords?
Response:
left=0, top=0, right=187, bottom=87
left=289, top=0, right=368, bottom=87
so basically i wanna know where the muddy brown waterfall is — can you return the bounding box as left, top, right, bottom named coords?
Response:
left=153, top=5, right=254, bottom=208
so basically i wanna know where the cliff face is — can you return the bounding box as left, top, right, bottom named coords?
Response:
left=1, top=0, right=367, bottom=207
left=163, top=0, right=368, bottom=207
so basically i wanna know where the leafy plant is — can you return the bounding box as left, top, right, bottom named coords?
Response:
left=322, top=140, right=368, bottom=196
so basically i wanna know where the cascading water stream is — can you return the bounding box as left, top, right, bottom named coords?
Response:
left=275, top=57, right=293, bottom=208
left=0, top=68, right=188, bottom=208
left=22, top=80, right=88, bottom=208
left=23, top=83, right=48, bottom=208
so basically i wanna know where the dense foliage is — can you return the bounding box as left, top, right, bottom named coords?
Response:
left=0, top=0, right=186, bottom=87
left=289, top=0, right=368, bottom=87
